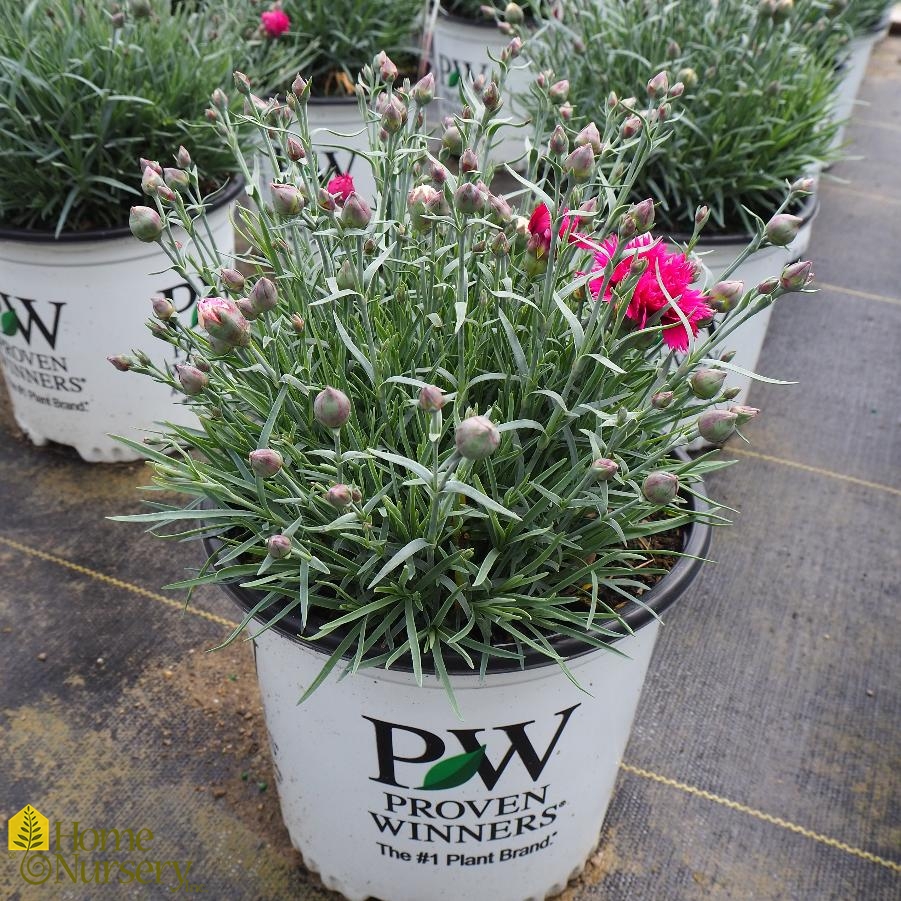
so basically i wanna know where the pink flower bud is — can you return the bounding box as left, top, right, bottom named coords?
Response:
left=651, top=391, right=674, bottom=409
left=482, top=81, right=501, bottom=112
left=689, top=367, right=727, bottom=399
left=454, top=182, right=485, bottom=214
left=591, top=458, right=619, bottom=480
left=642, top=471, right=679, bottom=505
left=271, top=183, right=304, bottom=216
left=408, top=184, right=441, bottom=232
left=412, top=72, right=435, bottom=106
left=233, top=70, right=252, bottom=96
left=176, top=146, right=191, bottom=168
left=487, top=193, right=512, bottom=223
left=418, top=385, right=446, bottom=411
left=326, top=484, right=353, bottom=509
left=722, top=386, right=741, bottom=401
left=730, top=405, right=760, bottom=426
left=503, top=36, right=523, bottom=61
left=249, top=276, right=278, bottom=314
left=249, top=448, right=284, bottom=477
left=151, top=294, right=175, bottom=320
left=376, top=51, right=398, bottom=82
left=220, top=268, right=246, bottom=293
left=695, top=205, right=710, bottom=227
left=236, top=298, right=258, bottom=321
left=291, top=313, right=305, bottom=333
left=575, top=122, right=602, bottom=154
left=381, top=95, right=407, bottom=134
left=621, top=115, right=643, bottom=139
left=460, top=149, right=479, bottom=173
left=455, top=415, right=500, bottom=460
left=697, top=409, right=738, bottom=445
left=314, top=386, right=351, bottom=429
left=267, top=534, right=292, bottom=558
left=780, top=260, right=814, bottom=292
left=491, top=231, right=510, bottom=256
left=175, top=364, right=209, bottom=396
left=564, top=143, right=594, bottom=180
left=647, top=71, right=669, bottom=98
left=291, top=73, right=310, bottom=100
left=442, top=125, right=463, bottom=156
left=708, top=280, right=744, bottom=313
left=629, top=198, right=656, bottom=233
left=757, top=276, right=779, bottom=295
left=141, top=166, right=165, bottom=195
left=765, top=213, right=803, bottom=246
left=163, top=167, right=190, bottom=194
left=211, top=88, right=228, bottom=111
left=790, top=176, right=815, bottom=195
left=286, top=137, right=305, bottom=162
left=197, top=297, right=251, bottom=349
left=108, top=355, right=133, bottom=372
left=548, top=124, right=568, bottom=156
left=669, top=81, right=685, bottom=98
left=504, top=2, right=524, bottom=24
left=549, top=80, right=570, bottom=104
left=340, top=193, right=373, bottom=229
left=140, top=157, right=163, bottom=176
left=129, top=206, right=163, bottom=242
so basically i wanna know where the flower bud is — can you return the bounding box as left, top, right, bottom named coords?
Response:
left=730, top=405, right=760, bottom=426
left=197, top=297, right=251, bottom=349
left=694, top=205, right=710, bottom=228
left=629, top=198, right=655, bottom=234
left=503, top=36, right=523, bottom=61
left=211, top=88, right=229, bottom=110
left=575, top=122, right=602, bottom=154
left=249, top=448, right=284, bottom=478
left=175, top=364, right=209, bottom=396
left=549, top=80, right=570, bottom=104
left=376, top=51, right=398, bottom=82
left=765, top=213, right=803, bottom=246
left=286, top=138, right=305, bottom=162
left=129, top=206, right=163, bottom=242
left=548, top=124, right=568, bottom=156
left=487, top=193, right=512, bottom=224
left=381, top=95, right=407, bottom=134
left=442, top=125, right=463, bottom=156
left=591, top=458, right=619, bottom=480
left=708, top=280, right=744, bottom=313
left=233, top=70, right=252, bottom=96
left=559, top=101, right=574, bottom=121
left=697, top=409, right=738, bottom=444
left=504, top=2, right=524, bottom=24
left=454, top=182, right=485, bottom=214
left=790, top=176, right=815, bottom=195
left=564, top=144, right=594, bottom=180
left=720, top=350, right=736, bottom=363
left=219, top=268, right=245, bottom=293
left=108, top=355, right=132, bottom=372
left=647, top=71, right=669, bottom=98
left=141, top=166, right=165, bottom=195
left=249, top=276, right=278, bottom=314
left=460, top=148, right=479, bottom=174
left=290, top=313, right=305, bottom=333
left=491, top=231, right=510, bottom=256
left=267, top=534, right=291, bottom=558
left=326, top=484, right=354, bottom=509
left=408, top=184, right=441, bottom=232
left=271, top=183, right=304, bottom=216
left=176, top=146, right=191, bottom=168
left=455, top=415, right=500, bottom=460
left=340, top=193, right=373, bottom=229
left=757, top=276, right=779, bottom=295
left=722, top=386, right=742, bottom=401
left=418, top=384, right=446, bottom=411
left=780, top=260, right=814, bottom=292
left=621, top=115, right=642, bottom=139
left=641, top=471, right=679, bottom=505
left=678, top=67, right=698, bottom=88
left=163, top=167, right=190, bottom=194
left=140, top=157, right=163, bottom=176
left=236, top=298, right=258, bottom=321
left=151, top=294, right=175, bottom=320
left=291, top=73, right=310, bottom=100
left=651, top=391, right=674, bottom=409
left=669, top=81, right=685, bottom=99
left=335, top=259, right=355, bottom=291
left=666, top=40, right=681, bottom=59
left=314, top=386, right=351, bottom=429
left=412, top=72, right=435, bottom=106
left=689, top=367, right=727, bottom=399
left=155, top=184, right=177, bottom=204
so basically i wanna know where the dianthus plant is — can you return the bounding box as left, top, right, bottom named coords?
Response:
left=113, top=39, right=813, bottom=709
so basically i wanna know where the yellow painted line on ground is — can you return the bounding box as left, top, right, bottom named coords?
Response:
left=819, top=182, right=901, bottom=208
left=816, top=281, right=901, bottom=307
left=727, top=447, right=901, bottom=498
left=619, top=763, right=901, bottom=873
left=0, top=534, right=238, bottom=630
left=2, top=532, right=900, bottom=873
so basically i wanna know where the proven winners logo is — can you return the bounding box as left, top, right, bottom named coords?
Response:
left=7, top=804, right=202, bottom=891
left=364, top=705, right=579, bottom=866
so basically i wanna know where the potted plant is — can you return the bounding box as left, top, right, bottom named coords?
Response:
left=429, top=1, right=559, bottom=165
left=529, top=0, right=837, bottom=405
left=111, top=47, right=810, bottom=901
left=235, top=0, right=425, bottom=199
left=0, top=0, right=243, bottom=462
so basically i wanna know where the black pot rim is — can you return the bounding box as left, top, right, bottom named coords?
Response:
left=437, top=6, right=539, bottom=28
left=203, top=477, right=712, bottom=676
left=665, top=190, right=818, bottom=247
left=0, top=176, right=245, bottom=244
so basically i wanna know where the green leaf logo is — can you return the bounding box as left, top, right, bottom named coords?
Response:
left=419, top=746, right=486, bottom=791
left=448, top=70, right=461, bottom=87
left=1, top=309, right=18, bottom=337
left=190, top=305, right=199, bottom=328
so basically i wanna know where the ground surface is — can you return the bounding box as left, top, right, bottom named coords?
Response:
left=1, top=38, right=899, bottom=901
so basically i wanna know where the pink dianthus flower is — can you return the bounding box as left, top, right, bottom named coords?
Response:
left=327, top=173, right=355, bottom=203
left=260, top=7, right=291, bottom=38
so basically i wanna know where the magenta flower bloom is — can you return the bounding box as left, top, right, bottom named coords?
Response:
left=261, top=7, right=291, bottom=38
left=588, top=234, right=712, bottom=352
left=327, top=174, right=355, bottom=203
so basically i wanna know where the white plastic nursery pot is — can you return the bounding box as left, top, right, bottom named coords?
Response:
left=0, top=179, right=242, bottom=463
left=431, top=8, right=533, bottom=167
left=677, top=193, right=817, bottom=409
left=206, top=497, right=711, bottom=901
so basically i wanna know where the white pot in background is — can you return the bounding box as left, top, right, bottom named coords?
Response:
left=431, top=8, right=533, bottom=168
left=214, top=506, right=710, bottom=901
left=681, top=197, right=817, bottom=409
left=0, top=181, right=241, bottom=463
left=830, top=20, right=890, bottom=153
left=259, top=97, right=378, bottom=205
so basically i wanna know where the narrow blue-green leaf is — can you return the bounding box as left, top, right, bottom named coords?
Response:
left=497, top=308, right=528, bottom=379
left=369, top=448, right=433, bottom=482
left=444, top=480, right=521, bottom=520
left=473, top=549, right=500, bottom=587
left=368, top=538, right=430, bottom=589
left=334, top=312, right=375, bottom=383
